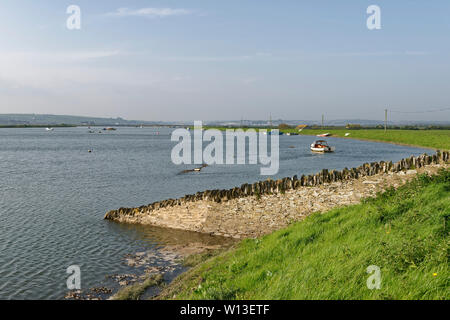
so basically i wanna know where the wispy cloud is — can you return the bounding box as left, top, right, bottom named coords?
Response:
left=0, top=50, right=133, bottom=92
left=323, top=51, right=432, bottom=57
left=154, top=53, right=277, bottom=62
left=405, top=51, right=430, bottom=56
left=0, top=50, right=121, bottom=62
left=105, top=7, right=193, bottom=18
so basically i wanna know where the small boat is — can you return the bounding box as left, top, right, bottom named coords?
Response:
left=103, top=127, right=116, bottom=131
left=264, top=131, right=283, bottom=135
left=310, top=140, right=335, bottom=153
left=46, top=128, right=54, bottom=131
left=286, top=132, right=299, bottom=136
left=317, top=133, right=331, bottom=137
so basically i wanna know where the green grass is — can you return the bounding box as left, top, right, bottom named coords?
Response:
left=201, top=127, right=450, bottom=150
left=297, top=129, right=450, bottom=150
left=159, top=169, right=449, bottom=300
left=111, top=274, right=163, bottom=300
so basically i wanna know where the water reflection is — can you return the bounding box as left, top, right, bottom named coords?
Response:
left=106, top=221, right=236, bottom=248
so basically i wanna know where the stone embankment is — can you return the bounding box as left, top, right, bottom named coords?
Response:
left=105, top=151, right=449, bottom=238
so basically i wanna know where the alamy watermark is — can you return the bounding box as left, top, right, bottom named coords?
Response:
left=366, top=265, right=381, bottom=290
left=65, top=5, right=380, bottom=31
left=66, top=265, right=81, bottom=290
left=66, top=5, right=81, bottom=30
left=171, top=121, right=279, bottom=175
left=367, top=5, right=381, bottom=30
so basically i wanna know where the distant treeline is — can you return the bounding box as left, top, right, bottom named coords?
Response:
left=305, top=125, right=450, bottom=130
left=0, top=124, right=76, bottom=128
left=206, top=124, right=450, bottom=131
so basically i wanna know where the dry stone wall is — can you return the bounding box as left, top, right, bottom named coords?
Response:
left=105, top=151, right=449, bottom=238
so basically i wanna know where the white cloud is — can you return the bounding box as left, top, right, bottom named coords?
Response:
left=323, top=51, right=431, bottom=57
left=0, top=50, right=150, bottom=91
left=0, top=51, right=121, bottom=63
left=63, top=51, right=121, bottom=60
left=106, top=7, right=193, bottom=18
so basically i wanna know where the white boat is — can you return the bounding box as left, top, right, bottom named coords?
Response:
left=317, top=133, right=331, bottom=137
left=310, top=140, right=335, bottom=153
left=46, top=128, right=54, bottom=131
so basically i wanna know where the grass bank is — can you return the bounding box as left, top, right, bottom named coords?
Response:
left=201, top=127, right=449, bottom=150
left=158, top=169, right=449, bottom=300
left=297, top=129, right=450, bottom=150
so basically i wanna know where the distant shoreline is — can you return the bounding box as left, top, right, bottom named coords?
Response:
left=201, top=127, right=450, bottom=151
left=0, top=124, right=77, bottom=128
left=299, top=132, right=438, bottom=151
left=0, top=124, right=185, bottom=129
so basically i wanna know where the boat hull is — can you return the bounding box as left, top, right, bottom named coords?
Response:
left=310, top=146, right=335, bottom=153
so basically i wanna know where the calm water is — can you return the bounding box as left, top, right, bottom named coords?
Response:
left=0, top=127, right=429, bottom=299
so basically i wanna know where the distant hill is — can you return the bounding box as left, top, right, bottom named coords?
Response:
left=202, top=119, right=450, bottom=127
left=1, top=114, right=448, bottom=127
left=0, top=114, right=162, bottom=126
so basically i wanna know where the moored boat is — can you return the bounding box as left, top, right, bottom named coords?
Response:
left=310, top=140, right=335, bottom=153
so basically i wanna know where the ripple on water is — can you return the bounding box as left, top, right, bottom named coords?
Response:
left=0, top=127, right=430, bottom=299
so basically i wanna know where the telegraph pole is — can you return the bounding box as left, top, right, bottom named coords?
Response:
left=384, top=109, right=388, bottom=133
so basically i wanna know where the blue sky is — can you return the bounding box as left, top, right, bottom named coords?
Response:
left=0, top=0, right=449, bottom=122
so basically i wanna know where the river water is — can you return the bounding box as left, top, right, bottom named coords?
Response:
left=0, top=127, right=429, bottom=299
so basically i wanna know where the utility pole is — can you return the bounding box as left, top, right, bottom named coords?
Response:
left=384, top=109, right=388, bottom=133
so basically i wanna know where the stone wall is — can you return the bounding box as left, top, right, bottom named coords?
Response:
left=105, top=151, right=449, bottom=238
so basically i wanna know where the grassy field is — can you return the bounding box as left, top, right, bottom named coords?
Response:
left=201, top=127, right=450, bottom=150
left=159, top=169, right=449, bottom=300
left=296, top=129, right=450, bottom=150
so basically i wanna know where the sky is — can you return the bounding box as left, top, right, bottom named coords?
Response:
left=0, top=0, right=449, bottom=122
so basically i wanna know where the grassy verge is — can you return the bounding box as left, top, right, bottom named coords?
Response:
left=111, top=274, right=163, bottom=300
left=201, top=127, right=449, bottom=150
left=158, top=169, right=449, bottom=300
left=297, top=129, right=450, bottom=150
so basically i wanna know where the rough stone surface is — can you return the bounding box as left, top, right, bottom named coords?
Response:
left=105, top=151, right=449, bottom=238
